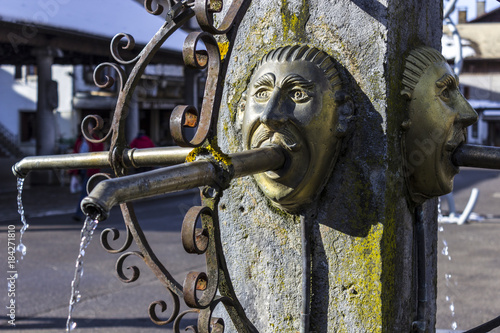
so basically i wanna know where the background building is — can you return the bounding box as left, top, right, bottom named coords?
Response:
left=0, top=0, right=199, bottom=162
left=443, top=2, right=500, bottom=145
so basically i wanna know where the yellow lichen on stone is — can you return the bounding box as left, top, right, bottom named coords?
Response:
left=207, top=137, right=232, bottom=166
left=184, top=138, right=232, bottom=166
left=218, top=41, right=229, bottom=60
left=324, top=222, right=383, bottom=332
left=351, top=223, right=383, bottom=331
left=280, top=0, right=309, bottom=43
left=185, top=147, right=203, bottom=163
left=342, top=224, right=383, bottom=331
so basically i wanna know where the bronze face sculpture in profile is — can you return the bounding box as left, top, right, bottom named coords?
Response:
left=401, top=46, right=478, bottom=205
left=239, top=45, right=353, bottom=213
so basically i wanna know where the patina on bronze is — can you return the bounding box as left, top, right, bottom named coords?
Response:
left=401, top=46, right=478, bottom=204
left=239, top=45, right=353, bottom=213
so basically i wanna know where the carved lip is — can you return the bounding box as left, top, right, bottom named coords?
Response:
left=249, top=124, right=307, bottom=183
left=445, top=131, right=466, bottom=172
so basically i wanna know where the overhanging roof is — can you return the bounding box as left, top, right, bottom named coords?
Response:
left=443, top=23, right=500, bottom=60
left=0, top=0, right=188, bottom=65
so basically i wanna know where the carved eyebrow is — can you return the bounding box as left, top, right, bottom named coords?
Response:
left=253, top=73, right=276, bottom=89
left=436, top=73, right=458, bottom=89
left=280, top=74, right=315, bottom=91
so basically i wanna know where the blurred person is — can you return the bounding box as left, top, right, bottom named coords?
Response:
left=130, top=129, right=155, bottom=173
left=70, top=132, right=104, bottom=222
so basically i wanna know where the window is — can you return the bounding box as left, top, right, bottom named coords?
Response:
left=19, top=111, right=36, bottom=143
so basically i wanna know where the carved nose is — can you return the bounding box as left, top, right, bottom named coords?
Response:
left=260, top=90, right=288, bottom=129
left=457, top=99, right=478, bottom=127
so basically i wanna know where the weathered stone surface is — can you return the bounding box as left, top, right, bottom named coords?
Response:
left=215, top=0, right=442, bottom=331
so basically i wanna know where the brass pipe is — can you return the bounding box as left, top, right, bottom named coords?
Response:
left=453, top=144, right=500, bottom=169
left=12, top=147, right=192, bottom=178
left=231, top=145, right=287, bottom=178
left=122, top=147, right=192, bottom=168
left=13, top=152, right=110, bottom=178
left=81, top=146, right=286, bottom=220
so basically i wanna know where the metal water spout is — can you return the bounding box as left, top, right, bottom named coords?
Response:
left=452, top=144, right=500, bottom=169
left=12, top=146, right=193, bottom=178
left=81, top=146, right=286, bottom=220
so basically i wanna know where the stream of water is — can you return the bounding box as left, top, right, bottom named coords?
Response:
left=66, top=215, right=100, bottom=331
left=16, top=177, right=28, bottom=260
left=438, top=198, right=458, bottom=331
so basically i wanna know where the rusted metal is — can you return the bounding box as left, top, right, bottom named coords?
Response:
left=198, top=190, right=258, bottom=333
left=453, top=144, right=500, bottom=169
left=170, top=31, right=222, bottom=147
left=181, top=206, right=210, bottom=254
left=194, top=0, right=246, bottom=34
left=12, top=0, right=258, bottom=331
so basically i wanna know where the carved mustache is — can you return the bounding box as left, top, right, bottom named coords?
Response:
left=445, top=128, right=466, bottom=153
left=251, top=126, right=301, bottom=152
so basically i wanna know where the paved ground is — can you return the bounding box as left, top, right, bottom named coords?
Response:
left=437, top=167, right=500, bottom=333
left=0, top=186, right=205, bottom=332
left=0, top=167, right=499, bottom=332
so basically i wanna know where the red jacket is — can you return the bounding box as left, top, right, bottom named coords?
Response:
left=130, top=135, right=155, bottom=149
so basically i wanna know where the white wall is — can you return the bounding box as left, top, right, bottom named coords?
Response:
left=53, top=65, right=75, bottom=141
left=0, top=64, right=77, bottom=151
left=0, top=65, right=37, bottom=137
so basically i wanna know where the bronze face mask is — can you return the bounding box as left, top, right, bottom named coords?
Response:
left=401, top=46, right=477, bottom=204
left=240, top=45, right=352, bottom=212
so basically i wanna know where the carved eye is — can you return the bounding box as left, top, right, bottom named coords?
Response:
left=254, top=89, right=271, bottom=102
left=290, top=89, right=310, bottom=103
left=441, top=88, right=451, bottom=101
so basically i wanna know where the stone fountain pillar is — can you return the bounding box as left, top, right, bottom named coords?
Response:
left=216, top=0, right=442, bottom=331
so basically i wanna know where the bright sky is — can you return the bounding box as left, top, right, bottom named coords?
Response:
left=447, top=0, right=500, bottom=23
left=0, top=0, right=187, bottom=51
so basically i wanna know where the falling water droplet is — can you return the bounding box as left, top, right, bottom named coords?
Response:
left=67, top=320, right=77, bottom=331
left=17, top=243, right=27, bottom=256
left=16, top=177, right=29, bottom=260
left=66, top=215, right=99, bottom=331
left=438, top=197, right=443, bottom=220
left=440, top=223, right=457, bottom=330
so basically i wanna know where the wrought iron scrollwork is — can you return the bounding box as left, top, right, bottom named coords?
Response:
left=110, top=33, right=141, bottom=65
left=148, top=293, right=181, bottom=325
left=100, top=226, right=133, bottom=254
left=144, top=0, right=165, bottom=15
left=193, top=0, right=245, bottom=34
left=170, top=31, right=221, bottom=147
left=116, top=251, right=144, bottom=283
left=89, top=0, right=254, bottom=331
left=81, top=114, right=112, bottom=144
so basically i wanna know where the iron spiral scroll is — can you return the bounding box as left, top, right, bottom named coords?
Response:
left=86, top=0, right=256, bottom=331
